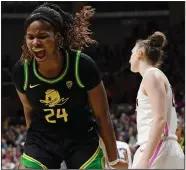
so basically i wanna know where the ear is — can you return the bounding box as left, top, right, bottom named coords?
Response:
left=55, top=32, right=61, bottom=40
left=137, top=49, right=145, bottom=59
left=55, top=33, right=64, bottom=49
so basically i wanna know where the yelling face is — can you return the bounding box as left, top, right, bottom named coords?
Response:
left=26, top=20, right=59, bottom=62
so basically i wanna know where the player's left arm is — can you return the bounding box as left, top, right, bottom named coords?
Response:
left=79, top=54, right=118, bottom=161
left=140, top=72, right=167, bottom=166
left=79, top=54, right=128, bottom=168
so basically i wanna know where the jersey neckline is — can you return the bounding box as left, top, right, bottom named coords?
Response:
left=33, top=50, right=69, bottom=84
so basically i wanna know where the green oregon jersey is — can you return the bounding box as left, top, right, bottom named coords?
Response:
left=12, top=49, right=101, bottom=138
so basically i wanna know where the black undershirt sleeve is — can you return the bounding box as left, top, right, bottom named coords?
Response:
left=79, top=53, right=102, bottom=91
left=11, top=60, right=25, bottom=93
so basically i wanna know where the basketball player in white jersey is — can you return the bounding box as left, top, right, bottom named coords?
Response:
left=60, top=139, right=132, bottom=169
left=99, top=138, right=132, bottom=169
left=115, top=140, right=132, bottom=169
left=129, top=31, right=184, bottom=169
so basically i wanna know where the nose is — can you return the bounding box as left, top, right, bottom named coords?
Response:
left=32, top=38, right=41, bottom=46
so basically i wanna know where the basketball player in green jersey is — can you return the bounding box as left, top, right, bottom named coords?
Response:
left=12, top=3, right=128, bottom=169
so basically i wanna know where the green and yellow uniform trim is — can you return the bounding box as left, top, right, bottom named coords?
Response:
left=23, top=50, right=84, bottom=90
left=21, top=153, right=47, bottom=169
left=75, top=50, right=85, bottom=88
left=179, top=137, right=184, bottom=152
left=33, top=51, right=69, bottom=84
left=23, top=59, right=29, bottom=91
left=80, top=145, right=105, bottom=169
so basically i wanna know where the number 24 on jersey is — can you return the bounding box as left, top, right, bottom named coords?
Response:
left=44, top=108, right=68, bottom=123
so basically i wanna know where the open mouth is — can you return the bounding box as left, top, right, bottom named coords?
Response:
left=32, top=47, right=47, bottom=61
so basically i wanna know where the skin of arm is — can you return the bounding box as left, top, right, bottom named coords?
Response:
left=87, top=81, right=128, bottom=168
left=16, top=89, right=32, bottom=129
left=87, top=81, right=118, bottom=162
left=140, top=72, right=167, bottom=165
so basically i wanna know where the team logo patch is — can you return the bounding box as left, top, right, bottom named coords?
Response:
left=40, top=89, right=69, bottom=107
left=66, top=81, right=73, bottom=89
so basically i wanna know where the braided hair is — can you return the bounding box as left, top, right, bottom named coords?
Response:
left=21, top=2, right=97, bottom=62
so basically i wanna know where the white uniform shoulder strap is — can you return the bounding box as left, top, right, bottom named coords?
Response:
left=142, top=68, right=158, bottom=80
left=142, top=67, right=169, bottom=84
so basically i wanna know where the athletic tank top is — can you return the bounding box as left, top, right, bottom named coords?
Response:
left=136, top=68, right=178, bottom=145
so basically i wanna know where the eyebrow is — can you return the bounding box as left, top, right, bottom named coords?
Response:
left=27, top=31, right=49, bottom=35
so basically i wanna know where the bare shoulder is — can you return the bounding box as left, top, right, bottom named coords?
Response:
left=141, top=70, right=168, bottom=95
left=142, top=70, right=166, bottom=87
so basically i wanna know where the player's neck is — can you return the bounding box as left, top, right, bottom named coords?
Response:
left=139, top=62, right=155, bottom=77
left=37, top=51, right=64, bottom=78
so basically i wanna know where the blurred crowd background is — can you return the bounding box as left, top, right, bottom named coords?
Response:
left=1, top=1, right=185, bottom=169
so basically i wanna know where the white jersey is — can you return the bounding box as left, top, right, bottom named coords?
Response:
left=116, top=141, right=132, bottom=169
left=136, top=68, right=177, bottom=145
left=60, top=161, right=66, bottom=169
left=99, top=138, right=132, bottom=169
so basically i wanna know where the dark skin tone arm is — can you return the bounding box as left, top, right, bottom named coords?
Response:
left=88, top=81, right=128, bottom=168
left=16, top=90, right=32, bottom=129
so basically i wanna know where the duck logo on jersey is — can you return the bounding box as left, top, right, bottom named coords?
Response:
left=40, top=89, right=69, bottom=107
left=66, top=81, right=73, bottom=89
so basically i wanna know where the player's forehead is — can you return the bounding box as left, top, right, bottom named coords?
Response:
left=132, top=44, right=139, bottom=53
left=26, top=20, right=54, bottom=35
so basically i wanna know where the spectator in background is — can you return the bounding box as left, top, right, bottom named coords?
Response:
left=2, top=124, right=27, bottom=169
left=176, top=121, right=185, bottom=153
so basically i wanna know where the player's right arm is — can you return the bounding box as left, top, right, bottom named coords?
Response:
left=16, top=90, right=32, bottom=128
left=12, top=60, right=32, bottom=129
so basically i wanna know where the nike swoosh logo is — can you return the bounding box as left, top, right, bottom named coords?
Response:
left=60, top=98, right=69, bottom=106
left=29, top=84, right=40, bottom=88
left=88, top=127, right=93, bottom=132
